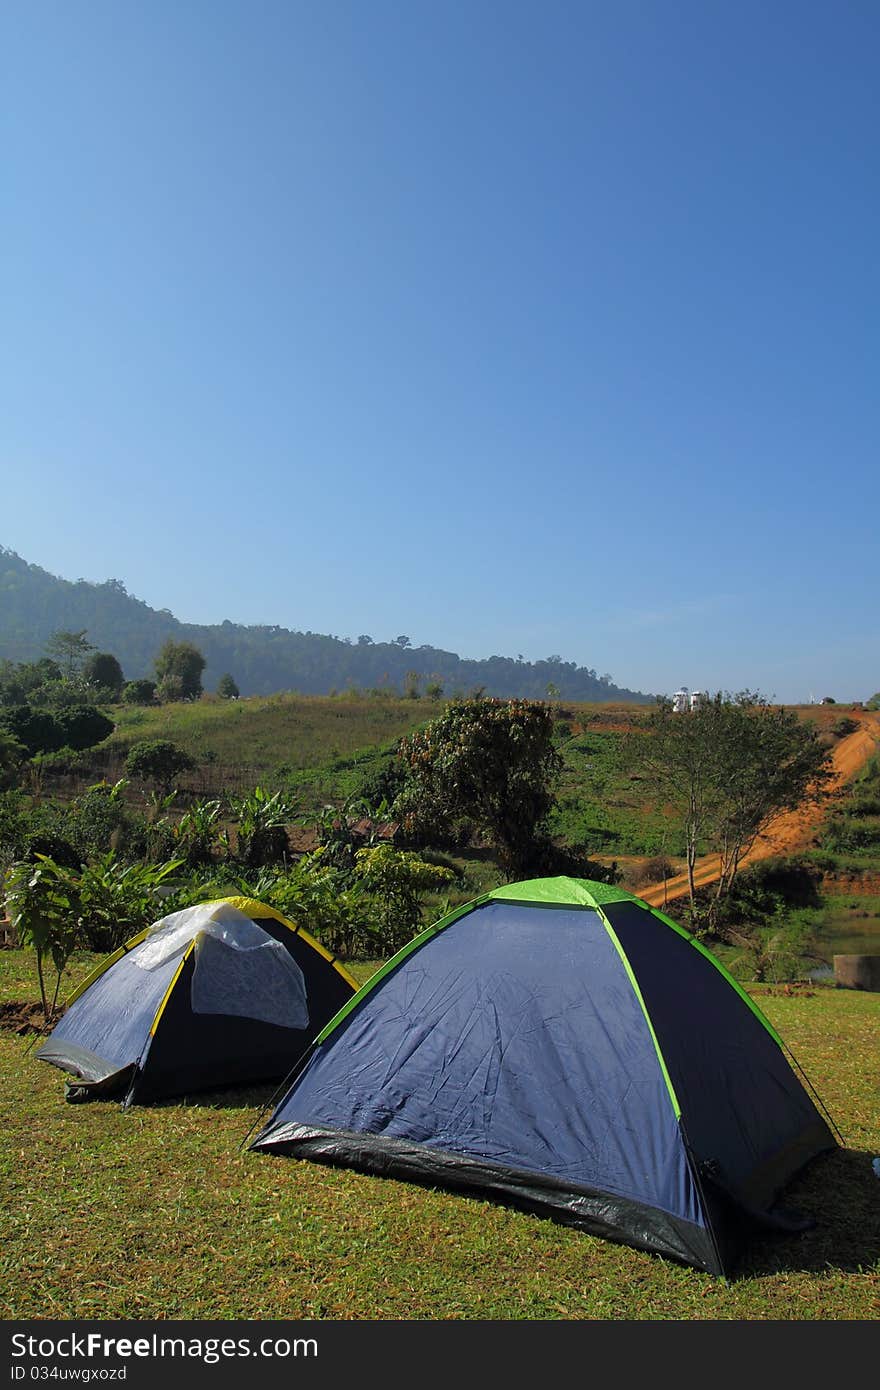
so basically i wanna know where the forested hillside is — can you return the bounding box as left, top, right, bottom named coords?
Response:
left=0, top=547, right=652, bottom=702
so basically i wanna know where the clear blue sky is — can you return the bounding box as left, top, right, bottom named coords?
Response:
left=3, top=1, right=878, bottom=703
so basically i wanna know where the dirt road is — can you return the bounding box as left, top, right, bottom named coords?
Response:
left=638, top=711, right=880, bottom=909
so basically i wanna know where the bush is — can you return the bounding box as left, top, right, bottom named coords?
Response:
left=122, top=679, right=157, bottom=706
left=353, top=844, right=457, bottom=954
left=3, top=859, right=79, bottom=1022
left=0, top=795, right=72, bottom=867
left=266, top=855, right=372, bottom=959
left=228, top=787, right=295, bottom=868
left=832, top=717, right=859, bottom=739
left=821, top=818, right=880, bottom=853
left=124, top=740, right=195, bottom=790
left=72, top=853, right=185, bottom=953
left=632, top=855, right=678, bottom=888
left=62, top=781, right=147, bottom=862
left=0, top=705, right=63, bottom=757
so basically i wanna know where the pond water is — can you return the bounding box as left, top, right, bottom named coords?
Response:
left=806, top=898, right=880, bottom=980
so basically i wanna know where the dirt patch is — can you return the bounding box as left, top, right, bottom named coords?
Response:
left=821, top=874, right=880, bottom=897
left=0, top=1000, right=63, bottom=1036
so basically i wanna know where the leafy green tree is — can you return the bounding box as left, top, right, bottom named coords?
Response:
left=216, top=673, right=240, bottom=699
left=866, top=692, right=880, bottom=711
left=124, top=739, right=196, bottom=792
left=633, top=692, right=834, bottom=928
left=154, top=640, right=206, bottom=701
left=0, top=658, right=62, bottom=707
left=0, top=705, right=62, bottom=756
left=46, top=629, right=93, bottom=681
left=82, top=651, right=124, bottom=698
left=394, top=698, right=563, bottom=878
left=3, top=858, right=79, bottom=1023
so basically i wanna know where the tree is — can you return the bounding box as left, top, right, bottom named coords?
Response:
left=82, top=651, right=124, bottom=698
left=124, top=739, right=195, bottom=792
left=394, top=698, right=563, bottom=878
left=0, top=706, right=61, bottom=757
left=216, top=673, right=240, bottom=699
left=154, top=640, right=206, bottom=701
left=4, top=859, right=79, bottom=1024
left=46, top=630, right=93, bottom=681
left=0, top=704, right=112, bottom=756
left=633, top=693, right=834, bottom=928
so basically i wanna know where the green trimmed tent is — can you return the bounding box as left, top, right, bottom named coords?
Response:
left=36, top=898, right=357, bottom=1106
left=252, top=877, right=836, bottom=1274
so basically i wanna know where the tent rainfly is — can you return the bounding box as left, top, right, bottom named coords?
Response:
left=36, top=898, right=357, bottom=1107
left=251, top=877, right=837, bottom=1275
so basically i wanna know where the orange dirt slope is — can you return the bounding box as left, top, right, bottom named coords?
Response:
left=638, top=711, right=880, bottom=908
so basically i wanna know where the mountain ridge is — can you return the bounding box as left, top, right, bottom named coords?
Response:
left=0, top=546, right=653, bottom=703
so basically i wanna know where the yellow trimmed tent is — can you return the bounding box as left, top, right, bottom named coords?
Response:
left=36, top=898, right=357, bottom=1107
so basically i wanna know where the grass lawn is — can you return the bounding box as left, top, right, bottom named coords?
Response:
left=1, top=950, right=878, bottom=1321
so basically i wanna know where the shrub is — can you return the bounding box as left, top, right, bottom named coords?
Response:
left=72, top=853, right=185, bottom=953
left=3, top=859, right=79, bottom=1023
left=267, top=854, right=371, bottom=959
left=0, top=791, right=69, bottom=867
left=122, top=679, right=157, bottom=706
left=632, top=855, right=678, bottom=888
left=124, top=740, right=195, bottom=790
left=832, top=717, right=859, bottom=739
left=172, top=798, right=225, bottom=866
left=62, top=781, right=147, bottom=861
left=353, top=844, right=456, bottom=954
left=228, top=786, right=296, bottom=868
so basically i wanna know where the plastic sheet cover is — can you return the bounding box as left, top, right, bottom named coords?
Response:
left=135, top=902, right=309, bottom=1029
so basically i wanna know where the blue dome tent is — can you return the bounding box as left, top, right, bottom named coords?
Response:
left=37, top=898, right=357, bottom=1107
left=251, top=877, right=836, bottom=1274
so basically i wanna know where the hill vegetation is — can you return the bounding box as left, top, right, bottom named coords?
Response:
left=0, top=546, right=652, bottom=702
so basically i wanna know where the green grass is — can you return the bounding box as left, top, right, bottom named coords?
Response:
left=95, top=693, right=434, bottom=803
left=550, top=727, right=680, bottom=856
left=1, top=948, right=878, bottom=1320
